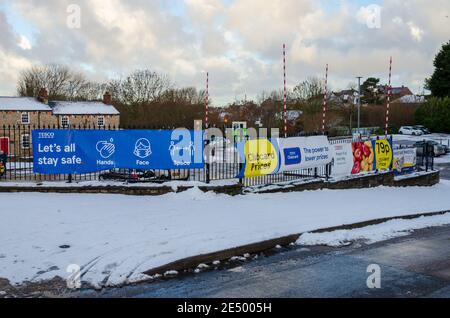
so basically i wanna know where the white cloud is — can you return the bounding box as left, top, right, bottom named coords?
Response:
left=392, top=16, right=403, bottom=25
left=185, top=0, right=224, bottom=24
left=0, top=0, right=449, bottom=103
left=407, top=21, right=425, bottom=42
left=0, top=50, right=33, bottom=95
left=17, top=35, right=32, bottom=50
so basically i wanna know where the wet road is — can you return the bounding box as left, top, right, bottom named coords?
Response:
left=79, top=225, right=450, bottom=298
left=436, top=163, right=450, bottom=181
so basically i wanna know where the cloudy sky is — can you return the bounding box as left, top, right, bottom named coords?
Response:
left=0, top=0, right=449, bottom=105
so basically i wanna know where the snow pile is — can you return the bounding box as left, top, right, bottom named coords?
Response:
left=297, top=213, right=450, bottom=247
left=2, top=181, right=450, bottom=288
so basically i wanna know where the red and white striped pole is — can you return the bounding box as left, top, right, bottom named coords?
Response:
left=204, top=71, right=210, bottom=183
left=322, top=64, right=329, bottom=135
left=283, top=44, right=287, bottom=138
left=385, top=57, right=392, bottom=137
left=205, top=72, right=209, bottom=130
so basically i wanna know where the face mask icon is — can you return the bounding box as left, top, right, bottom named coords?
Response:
left=96, top=139, right=115, bottom=159
left=134, top=138, right=152, bottom=158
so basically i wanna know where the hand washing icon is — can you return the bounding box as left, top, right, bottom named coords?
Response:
left=96, top=139, right=115, bottom=159
left=134, top=138, right=152, bottom=159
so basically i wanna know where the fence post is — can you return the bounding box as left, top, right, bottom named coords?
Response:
left=429, top=142, right=434, bottom=171
left=205, top=139, right=210, bottom=184
left=205, top=163, right=210, bottom=184
left=238, top=162, right=243, bottom=185
left=389, top=135, right=394, bottom=171
left=375, top=136, right=380, bottom=173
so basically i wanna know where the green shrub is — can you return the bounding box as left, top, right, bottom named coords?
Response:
left=415, top=97, right=450, bottom=133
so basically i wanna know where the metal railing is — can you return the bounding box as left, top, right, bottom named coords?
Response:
left=0, top=125, right=434, bottom=186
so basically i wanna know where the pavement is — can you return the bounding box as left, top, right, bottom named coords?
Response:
left=77, top=224, right=450, bottom=298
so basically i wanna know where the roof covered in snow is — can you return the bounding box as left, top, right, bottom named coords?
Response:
left=0, top=97, right=52, bottom=111
left=393, top=95, right=426, bottom=104
left=49, top=101, right=120, bottom=115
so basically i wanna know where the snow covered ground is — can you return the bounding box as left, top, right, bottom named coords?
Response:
left=2, top=181, right=450, bottom=288
left=297, top=213, right=450, bottom=247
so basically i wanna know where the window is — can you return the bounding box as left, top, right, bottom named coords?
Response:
left=61, top=116, right=70, bottom=128
left=21, top=134, right=30, bottom=149
left=21, top=112, right=29, bottom=124
left=97, top=116, right=105, bottom=127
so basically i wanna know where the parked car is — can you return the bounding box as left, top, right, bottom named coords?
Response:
left=209, top=136, right=231, bottom=148
left=99, top=169, right=157, bottom=182
left=441, top=144, right=450, bottom=154
left=98, top=169, right=191, bottom=183
left=399, top=126, right=423, bottom=136
left=414, top=141, right=446, bottom=157
left=413, top=125, right=431, bottom=135
left=431, top=141, right=447, bottom=156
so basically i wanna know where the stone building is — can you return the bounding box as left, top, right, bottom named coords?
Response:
left=0, top=89, right=120, bottom=159
left=49, top=92, right=120, bottom=129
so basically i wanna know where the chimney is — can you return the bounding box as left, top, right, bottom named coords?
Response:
left=103, top=91, right=112, bottom=105
left=37, top=88, right=48, bottom=104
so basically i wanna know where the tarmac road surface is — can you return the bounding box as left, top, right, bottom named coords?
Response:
left=78, top=224, right=450, bottom=298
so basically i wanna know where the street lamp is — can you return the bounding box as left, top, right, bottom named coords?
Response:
left=356, top=76, right=363, bottom=132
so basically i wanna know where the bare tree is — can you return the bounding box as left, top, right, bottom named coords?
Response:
left=347, top=82, right=357, bottom=90
left=112, top=69, right=171, bottom=104
left=66, top=72, right=88, bottom=99
left=292, top=77, right=325, bottom=101
left=17, top=66, right=45, bottom=97
left=17, top=64, right=90, bottom=100
left=77, top=81, right=108, bottom=101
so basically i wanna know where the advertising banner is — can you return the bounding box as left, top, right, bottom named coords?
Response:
left=331, top=142, right=354, bottom=177
left=373, top=138, right=393, bottom=171
left=393, top=148, right=416, bottom=175
left=350, top=141, right=375, bottom=174
left=336, top=138, right=393, bottom=176
left=237, top=136, right=332, bottom=178
left=32, top=129, right=204, bottom=174
left=278, top=136, right=332, bottom=172
left=237, top=139, right=280, bottom=178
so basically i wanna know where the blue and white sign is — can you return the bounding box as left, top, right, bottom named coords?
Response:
left=32, top=129, right=204, bottom=174
left=283, top=148, right=302, bottom=166
left=278, top=136, right=332, bottom=172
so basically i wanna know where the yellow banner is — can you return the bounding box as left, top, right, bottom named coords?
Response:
left=374, top=139, right=393, bottom=171
left=243, top=139, right=279, bottom=178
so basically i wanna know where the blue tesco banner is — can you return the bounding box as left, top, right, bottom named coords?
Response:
left=32, top=129, right=204, bottom=174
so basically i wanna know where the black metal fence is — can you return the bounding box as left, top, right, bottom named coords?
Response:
left=0, top=125, right=435, bottom=186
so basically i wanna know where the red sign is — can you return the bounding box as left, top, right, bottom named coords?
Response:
left=0, top=137, right=9, bottom=155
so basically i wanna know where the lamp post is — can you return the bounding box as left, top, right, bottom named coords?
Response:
left=356, top=76, right=363, bottom=132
